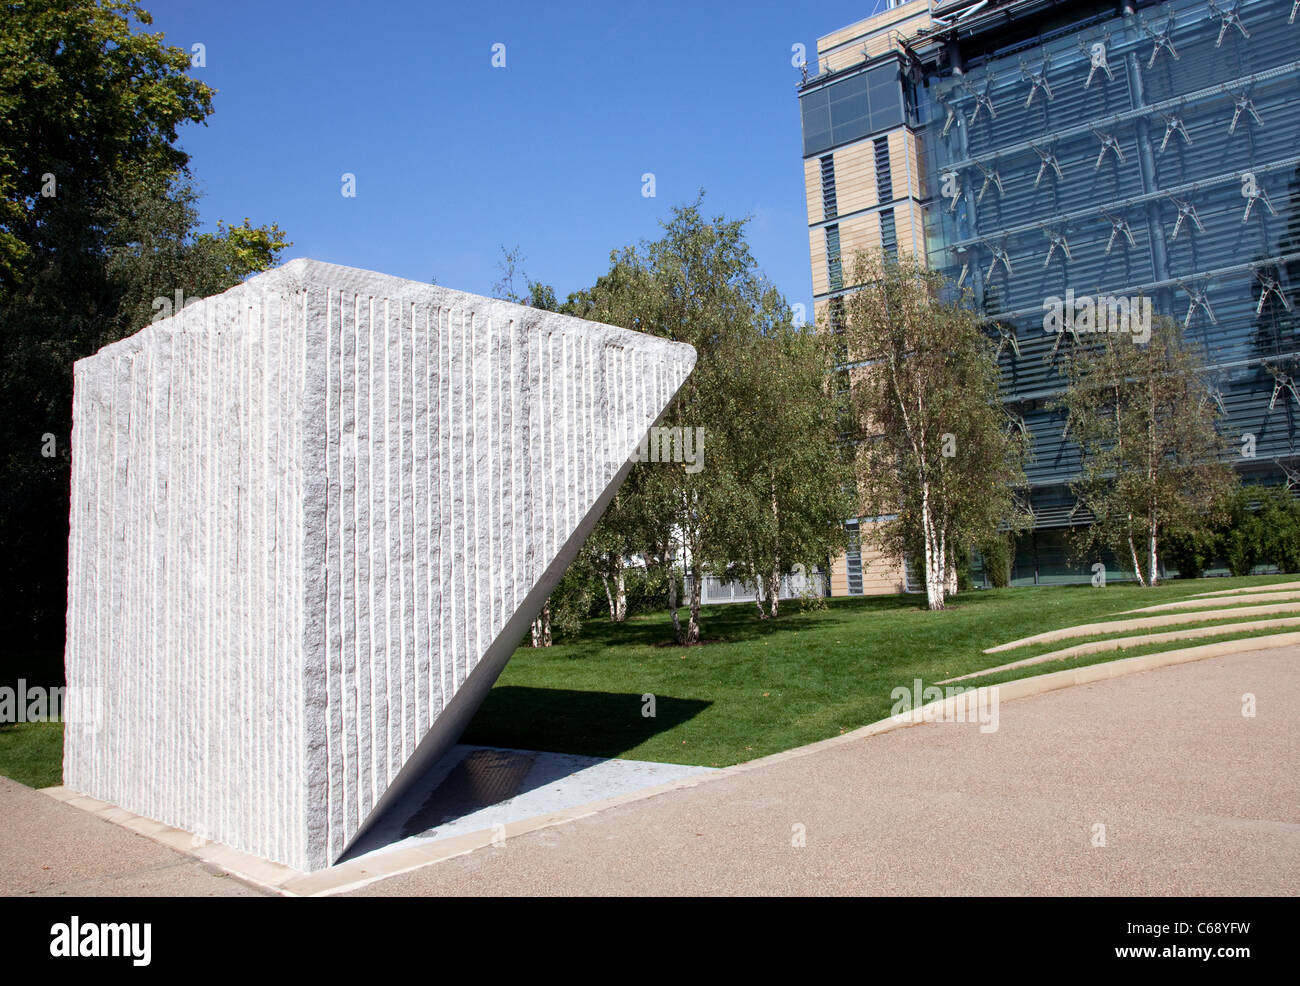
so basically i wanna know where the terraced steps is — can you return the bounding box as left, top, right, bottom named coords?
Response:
left=943, top=619, right=1300, bottom=683
left=1118, top=590, right=1300, bottom=614
left=983, top=603, right=1300, bottom=653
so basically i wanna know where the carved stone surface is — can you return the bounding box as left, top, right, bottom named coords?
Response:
left=63, top=259, right=695, bottom=870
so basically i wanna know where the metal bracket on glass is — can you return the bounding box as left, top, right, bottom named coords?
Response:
left=1019, top=54, right=1053, bottom=108
left=1266, top=368, right=1300, bottom=412
left=1042, top=226, right=1072, bottom=268
left=1143, top=8, right=1180, bottom=68
left=993, top=322, right=1021, bottom=359
left=985, top=240, right=1014, bottom=280
left=964, top=72, right=997, bottom=126
left=1101, top=210, right=1135, bottom=254
left=1240, top=172, right=1276, bottom=223
left=1179, top=280, right=1217, bottom=327
left=1208, top=381, right=1229, bottom=416
left=1255, top=268, right=1293, bottom=315
left=1157, top=108, right=1192, bottom=153
left=941, top=170, right=962, bottom=213
left=1031, top=142, right=1063, bottom=188
left=1078, top=34, right=1114, bottom=89
left=1091, top=127, right=1125, bottom=169
left=1047, top=316, right=1082, bottom=360
left=973, top=159, right=1004, bottom=203
left=936, top=92, right=958, bottom=137
left=1228, top=88, right=1264, bottom=135
left=1208, top=0, right=1251, bottom=46
left=954, top=246, right=973, bottom=290
left=1168, top=194, right=1203, bottom=241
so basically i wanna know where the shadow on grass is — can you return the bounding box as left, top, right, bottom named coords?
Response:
left=560, top=595, right=937, bottom=652
left=461, top=687, right=711, bottom=760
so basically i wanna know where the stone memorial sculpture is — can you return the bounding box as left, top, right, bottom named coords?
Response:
left=63, top=259, right=696, bottom=871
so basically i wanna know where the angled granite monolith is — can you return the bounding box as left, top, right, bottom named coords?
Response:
left=63, top=259, right=696, bottom=871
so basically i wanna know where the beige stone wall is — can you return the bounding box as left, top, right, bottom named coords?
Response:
left=802, top=4, right=937, bottom=600
left=817, top=1, right=933, bottom=70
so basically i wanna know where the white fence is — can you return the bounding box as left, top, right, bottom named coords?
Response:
left=684, top=571, right=829, bottom=606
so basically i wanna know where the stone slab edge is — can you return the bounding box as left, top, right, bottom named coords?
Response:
left=941, top=617, right=1300, bottom=683
left=985, top=603, right=1300, bottom=653
left=40, top=632, right=1298, bottom=896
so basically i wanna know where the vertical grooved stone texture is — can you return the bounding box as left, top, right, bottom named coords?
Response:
left=63, top=259, right=696, bottom=871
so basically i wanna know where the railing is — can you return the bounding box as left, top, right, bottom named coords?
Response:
left=684, top=572, right=829, bottom=606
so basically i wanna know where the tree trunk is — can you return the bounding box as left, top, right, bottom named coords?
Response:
left=613, top=565, right=627, bottom=622
left=685, top=561, right=702, bottom=643
left=921, top=490, right=945, bottom=611
left=529, top=598, right=552, bottom=648
left=1127, top=528, right=1146, bottom=587
left=668, top=554, right=683, bottom=642
left=768, top=477, right=781, bottom=619
left=1147, top=510, right=1159, bottom=587
left=600, top=573, right=615, bottom=621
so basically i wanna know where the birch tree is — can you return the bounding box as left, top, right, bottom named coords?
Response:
left=844, top=253, right=1029, bottom=610
left=1058, top=315, right=1234, bottom=586
left=710, top=290, right=854, bottom=618
left=566, top=196, right=854, bottom=640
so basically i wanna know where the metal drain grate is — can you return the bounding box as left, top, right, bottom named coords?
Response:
left=400, top=749, right=536, bottom=838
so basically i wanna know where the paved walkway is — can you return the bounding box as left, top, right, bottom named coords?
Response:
left=2, top=645, right=1296, bottom=896
left=0, top=777, right=265, bottom=896
left=349, top=646, right=1299, bottom=896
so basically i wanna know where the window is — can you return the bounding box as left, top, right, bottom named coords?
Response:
left=845, top=520, right=863, bottom=595
left=799, top=60, right=905, bottom=156
left=825, top=225, right=843, bottom=291
left=874, top=137, right=892, bottom=204
left=820, top=155, right=838, bottom=220
left=879, top=208, right=897, bottom=256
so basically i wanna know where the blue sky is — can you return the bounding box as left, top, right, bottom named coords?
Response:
left=145, top=0, right=886, bottom=309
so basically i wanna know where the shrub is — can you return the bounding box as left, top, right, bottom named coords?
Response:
left=1162, top=524, right=1217, bottom=580
left=978, top=535, right=1013, bottom=588
left=1259, top=486, right=1300, bottom=574
left=1219, top=488, right=1263, bottom=577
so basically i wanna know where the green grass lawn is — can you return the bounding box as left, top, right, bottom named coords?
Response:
left=2, top=573, right=1295, bottom=785
left=461, top=573, right=1298, bottom=766
left=0, top=721, right=64, bottom=789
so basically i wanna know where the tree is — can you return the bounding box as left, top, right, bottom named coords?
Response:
left=843, top=252, right=1029, bottom=610
left=1058, top=315, right=1235, bottom=587
left=0, top=1, right=289, bottom=666
left=568, top=198, right=854, bottom=640
left=1259, top=484, right=1300, bottom=574
left=709, top=291, right=854, bottom=618
left=1220, top=486, right=1264, bottom=577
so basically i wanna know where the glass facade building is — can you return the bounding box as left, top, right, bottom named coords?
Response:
left=800, top=0, right=1300, bottom=586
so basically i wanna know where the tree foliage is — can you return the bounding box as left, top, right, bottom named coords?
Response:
left=1057, top=315, right=1235, bottom=586
left=1, top=1, right=289, bottom=664
left=843, top=252, right=1029, bottom=610
left=561, top=196, right=853, bottom=640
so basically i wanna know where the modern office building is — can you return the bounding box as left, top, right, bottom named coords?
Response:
left=800, top=0, right=1300, bottom=590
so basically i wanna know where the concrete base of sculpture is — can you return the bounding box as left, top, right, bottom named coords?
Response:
left=62, top=259, right=695, bottom=871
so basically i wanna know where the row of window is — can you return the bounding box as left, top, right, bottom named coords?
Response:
left=821, top=136, right=898, bottom=294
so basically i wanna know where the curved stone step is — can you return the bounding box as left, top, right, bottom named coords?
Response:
left=984, top=602, right=1300, bottom=653
left=947, top=618, right=1300, bottom=683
